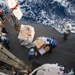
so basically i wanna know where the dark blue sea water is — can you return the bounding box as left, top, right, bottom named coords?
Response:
left=0, top=0, right=75, bottom=25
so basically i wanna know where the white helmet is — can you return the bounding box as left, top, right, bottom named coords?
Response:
left=30, top=48, right=34, bottom=52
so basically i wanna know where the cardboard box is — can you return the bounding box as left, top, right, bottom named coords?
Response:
left=44, top=46, right=50, bottom=52
left=34, top=38, right=51, bottom=55
left=34, top=38, right=46, bottom=50
left=39, top=48, right=45, bottom=55
left=38, top=46, right=50, bottom=55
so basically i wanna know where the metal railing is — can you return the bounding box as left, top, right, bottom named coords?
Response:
left=0, top=44, right=26, bottom=70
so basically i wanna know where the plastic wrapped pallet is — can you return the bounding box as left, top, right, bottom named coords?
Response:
left=18, top=25, right=35, bottom=47
left=29, top=63, right=74, bottom=75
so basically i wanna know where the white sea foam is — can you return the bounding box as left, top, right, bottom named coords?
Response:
left=0, top=0, right=75, bottom=34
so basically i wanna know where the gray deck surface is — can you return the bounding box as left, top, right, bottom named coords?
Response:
left=6, top=20, right=75, bottom=72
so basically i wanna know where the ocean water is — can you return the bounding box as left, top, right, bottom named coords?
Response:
left=0, top=0, right=75, bottom=33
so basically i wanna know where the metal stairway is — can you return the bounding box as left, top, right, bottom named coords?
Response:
left=0, top=44, right=26, bottom=73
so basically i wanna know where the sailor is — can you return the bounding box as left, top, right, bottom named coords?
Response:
left=0, top=36, right=10, bottom=49
left=63, top=22, right=72, bottom=40
left=14, top=21, right=21, bottom=31
left=28, top=48, right=37, bottom=60
left=0, top=21, right=2, bottom=36
left=0, top=21, right=8, bottom=35
left=47, top=38, right=57, bottom=53
left=0, top=8, right=5, bottom=21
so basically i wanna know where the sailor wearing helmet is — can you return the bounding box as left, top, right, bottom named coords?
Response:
left=28, top=48, right=37, bottom=60
left=0, top=8, right=5, bottom=21
left=63, top=21, right=72, bottom=40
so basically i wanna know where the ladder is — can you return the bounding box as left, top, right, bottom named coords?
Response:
left=0, top=44, right=26, bottom=70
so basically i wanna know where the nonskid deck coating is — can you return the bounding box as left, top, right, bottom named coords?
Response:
left=5, top=20, right=75, bottom=72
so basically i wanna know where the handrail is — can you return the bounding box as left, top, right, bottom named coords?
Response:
left=0, top=44, right=26, bottom=70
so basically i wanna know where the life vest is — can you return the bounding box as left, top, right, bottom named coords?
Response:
left=0, top=9, right=3, bottom=15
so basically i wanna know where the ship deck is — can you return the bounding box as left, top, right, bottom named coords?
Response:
left=6, top=20, right=75, bottom=72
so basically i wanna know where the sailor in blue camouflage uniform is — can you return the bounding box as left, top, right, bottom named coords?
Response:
left=28, top=48, right=36, bottom=60
left=0, top=36, right=10, bottom=49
